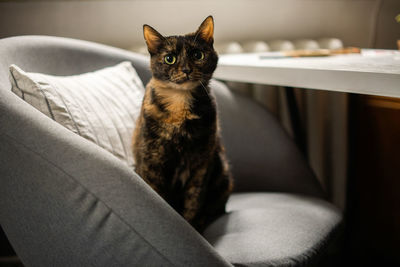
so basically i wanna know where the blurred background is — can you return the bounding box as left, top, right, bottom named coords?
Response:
left=1, top=0, right=399, bottom=49
left=1, top=0, right=400, bottom=266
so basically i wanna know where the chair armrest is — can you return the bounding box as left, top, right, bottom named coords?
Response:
left=0, top=91, right=231, bottom=267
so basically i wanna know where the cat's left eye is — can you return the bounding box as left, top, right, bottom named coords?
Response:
left=164, top=54, right=176, bottom=65
left=193, top=50, right=204, bottom=60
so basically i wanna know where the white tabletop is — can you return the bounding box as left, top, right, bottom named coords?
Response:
left=214, top=50, right=400, bottom=98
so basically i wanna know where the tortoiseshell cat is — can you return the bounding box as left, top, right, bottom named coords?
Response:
left=132, top=16, right=233, bottom=232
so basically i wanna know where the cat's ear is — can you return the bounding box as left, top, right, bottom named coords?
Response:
left=143, top=24, right=164, bottom=54
left=195, top=16, right=214, bottom=44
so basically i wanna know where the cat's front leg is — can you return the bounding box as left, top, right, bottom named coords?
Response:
left=136, top=164, right=167, bottom=199
left=182, top=167, right=207, bottom=229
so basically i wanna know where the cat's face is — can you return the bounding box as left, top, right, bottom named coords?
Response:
left=143, top=16, right=218, bottom=89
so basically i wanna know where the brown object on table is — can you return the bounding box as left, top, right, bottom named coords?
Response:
left=284, top=49, right=331, bottom=57
left=284, top=47, right=361, bottom=57
left=330, top=47, right=361, bottom=55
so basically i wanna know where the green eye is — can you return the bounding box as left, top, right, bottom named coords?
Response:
left=164, top=54, right=176, bottom=64
left=193, top=50, right=204, bottom=60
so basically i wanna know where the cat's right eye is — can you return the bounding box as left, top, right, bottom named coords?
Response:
left=193, top=50, right=204, bottom=61
left=164, top=54, right=176, bottom=65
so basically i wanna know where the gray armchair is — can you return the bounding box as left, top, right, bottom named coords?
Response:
left=0, top=36, right=342, bottom=266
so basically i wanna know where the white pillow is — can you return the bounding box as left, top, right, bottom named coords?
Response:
left=9, top=61, right=145, bottom=168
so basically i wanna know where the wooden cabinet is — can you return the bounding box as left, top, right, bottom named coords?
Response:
left=346, top=95, right=400, bottom=265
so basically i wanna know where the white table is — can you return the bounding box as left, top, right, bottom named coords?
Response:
left=214, top=50, right=400, bottom=98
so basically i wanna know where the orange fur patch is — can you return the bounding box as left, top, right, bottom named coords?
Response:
left=197, top=16, right=214, bottom=43
left=143, top=25, right=163, bottom=53
left=146, top=78, right=200, bottom=125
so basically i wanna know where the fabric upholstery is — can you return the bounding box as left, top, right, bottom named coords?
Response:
left=9, top=62, right=144, bottom=167
left=0, top=36, right=152, bottom=92
left=211, top=80, right=325, bottom=198
left=204, top=193, right=342, bottom=266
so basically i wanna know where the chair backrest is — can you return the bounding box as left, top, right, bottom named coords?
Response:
left=0, top=35, right=152, bottom=92
left=212, top=81, right=324, bottom=197
left=0, top=35, right=324, bottom=198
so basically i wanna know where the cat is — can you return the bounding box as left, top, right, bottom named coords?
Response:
left=132, top=16, right=233, bottom=232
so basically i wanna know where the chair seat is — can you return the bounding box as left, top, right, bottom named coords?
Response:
left=203, top=193, right=342, bottom=266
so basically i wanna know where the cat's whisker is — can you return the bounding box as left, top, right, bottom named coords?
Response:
left=170, top=75, right=187, bottom=83
left=193, top=74, right=203, bottom=80
left=199, top=80, right=211, bottom=100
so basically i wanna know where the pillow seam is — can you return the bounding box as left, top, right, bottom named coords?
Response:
left=49, top=81, right=82, bottom=136
left=10, top=68, right=56, bottom=121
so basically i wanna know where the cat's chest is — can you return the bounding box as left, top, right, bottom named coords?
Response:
left=161, top=113, right=214, bottom=147
left=144, top=89, right=215, bottom=136
left=162, top=105, right=200, bottom=126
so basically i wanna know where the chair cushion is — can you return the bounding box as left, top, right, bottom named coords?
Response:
left=204, top=192, right=342, bottom=266
left=9, top=61, right=144, bottom=167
